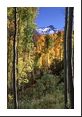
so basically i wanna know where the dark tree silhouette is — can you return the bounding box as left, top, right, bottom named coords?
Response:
left=64, top=7, right=68, bottom=109
left=13, top=7, right=18, bottom=109
left=66, top=7, right=74, bottom=109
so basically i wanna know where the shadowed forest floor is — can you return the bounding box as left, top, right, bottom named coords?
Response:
left=8, top=68, right=65, bottom=109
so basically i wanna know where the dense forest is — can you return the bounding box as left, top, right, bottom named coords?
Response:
left=7, top=7, right=74, bottom=109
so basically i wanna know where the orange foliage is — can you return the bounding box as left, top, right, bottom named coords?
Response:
left=33, top=31, right=64, bottom=67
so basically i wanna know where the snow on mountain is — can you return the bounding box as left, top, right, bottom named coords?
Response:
left=35, top=25, right=58, bottom=35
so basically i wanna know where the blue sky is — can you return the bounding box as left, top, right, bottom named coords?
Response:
left=35, top=7, right=65, bottom=30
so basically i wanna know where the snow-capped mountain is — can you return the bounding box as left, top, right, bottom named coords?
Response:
left=35, top=25, right=58, bottom=35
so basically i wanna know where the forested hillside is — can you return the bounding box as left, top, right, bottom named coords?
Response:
left=7, top=7, right=74, bottom=109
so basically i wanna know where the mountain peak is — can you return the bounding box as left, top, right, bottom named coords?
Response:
left=35, top=25, right=58, bottom=35
left=48, top=25, right=56, bottom=30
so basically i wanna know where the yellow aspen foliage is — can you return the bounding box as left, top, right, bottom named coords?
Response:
left=33, top=30, right=64, bottom=67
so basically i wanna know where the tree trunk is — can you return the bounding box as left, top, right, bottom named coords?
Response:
left=7, top=38, right=10, bottom=106
left=16, top=8, right=20, bottom=109
left=64, top=7, right=68, bottom=109
left=13, top=7, right=18, bottom=109
left=66, top=7, right=74, bottom=109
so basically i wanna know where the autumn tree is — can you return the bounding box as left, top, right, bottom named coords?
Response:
left=7, top=7, right=18, bottom=108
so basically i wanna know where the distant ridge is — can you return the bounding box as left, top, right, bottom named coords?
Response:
left=35, top=25, right=59, bottom=35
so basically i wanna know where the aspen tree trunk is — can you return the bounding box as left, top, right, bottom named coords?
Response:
left=64, top=7, right=68, bottom=108
left=7, top=39, right=9, bottom=106
left=7, top=37, right=11, bottom=106
left=16, top=8, right=20, bottom=108
left=13, top=7, right=18, bottom=109
left=66, top=7, right=74, bottom=109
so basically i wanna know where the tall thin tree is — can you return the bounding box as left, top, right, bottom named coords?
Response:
left=64, top=7, right=68, bottom=109
left=13, top=7, right=18, bottom=109
left=66, top=7, right=74, bottom=109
